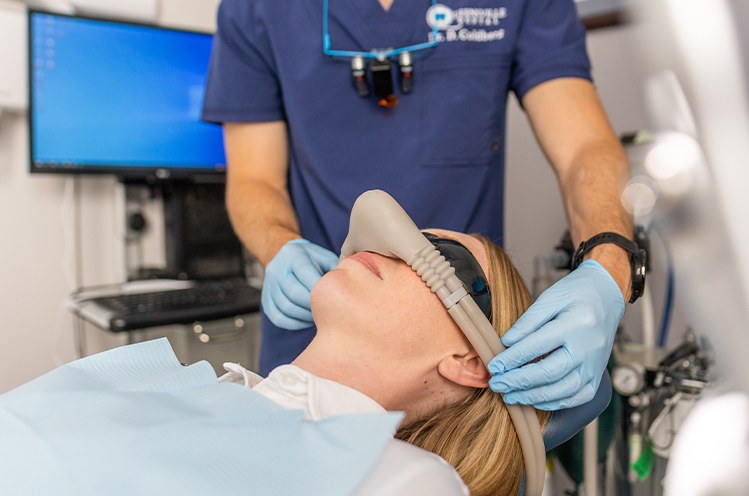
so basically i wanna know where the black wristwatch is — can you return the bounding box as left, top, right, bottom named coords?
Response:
left=571, top=232, right=647, bottom=304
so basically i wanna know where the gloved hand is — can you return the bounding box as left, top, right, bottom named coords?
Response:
left=261, top=239, right=339, bottom=330
left=488, top=259, right=625, bottom=410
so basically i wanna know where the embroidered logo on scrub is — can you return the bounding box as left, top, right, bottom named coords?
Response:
left=426, top=4, right=507, bottom=43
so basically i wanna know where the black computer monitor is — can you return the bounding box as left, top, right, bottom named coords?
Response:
left=28, top=11, right=226, bottom=179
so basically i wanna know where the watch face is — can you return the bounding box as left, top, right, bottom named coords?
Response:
left=630, top=248, right=647, bottom=303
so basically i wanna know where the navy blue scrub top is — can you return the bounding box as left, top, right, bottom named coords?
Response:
left=203, top=0, right=592, bottom=374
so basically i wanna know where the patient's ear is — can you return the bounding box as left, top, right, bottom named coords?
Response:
left=438, top=352, right=490, bottom=389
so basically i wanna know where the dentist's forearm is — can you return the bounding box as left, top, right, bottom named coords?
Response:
left=523, top=79, right=633, bottom=301
left=223, top=121, right=301, bottom=267
left=226, top=178, right=301, bottom=266
left=559, top=139, right=633, bottom=301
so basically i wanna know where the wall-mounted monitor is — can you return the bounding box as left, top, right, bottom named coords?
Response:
left=28, top=10, right=226, bottom=179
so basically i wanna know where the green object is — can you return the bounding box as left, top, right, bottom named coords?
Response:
left=632, top=442, right=655, bottom=481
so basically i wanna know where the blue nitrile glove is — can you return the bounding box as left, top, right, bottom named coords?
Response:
left=488, top=259, right=625, bottom=410
left=261, top=239, right=339, bottom=330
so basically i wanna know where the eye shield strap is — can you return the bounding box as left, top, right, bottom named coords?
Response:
left=340, top=190, right=545, bottom=496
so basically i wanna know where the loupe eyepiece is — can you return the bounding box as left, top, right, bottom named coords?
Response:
left=398, top=51, right=413, bottom=94
left=351, top=55, right=369, bottom=98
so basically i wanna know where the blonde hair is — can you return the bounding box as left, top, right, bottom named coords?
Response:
left=396, top=235, right=548, bottom=496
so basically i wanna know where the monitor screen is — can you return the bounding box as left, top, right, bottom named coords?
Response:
left=29, top=11, right=226, bottom=178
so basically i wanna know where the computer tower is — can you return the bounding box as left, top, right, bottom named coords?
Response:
left=163, top=182, right=245, bottom=280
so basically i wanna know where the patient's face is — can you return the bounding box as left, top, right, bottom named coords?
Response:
left=311, top=229, right=489, bottom=364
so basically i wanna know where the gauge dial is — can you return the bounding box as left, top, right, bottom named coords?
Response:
left=612, top=362, right=646, bottom=396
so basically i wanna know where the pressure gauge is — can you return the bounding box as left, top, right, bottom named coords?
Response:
left=612, top=362, right=646, bottom=396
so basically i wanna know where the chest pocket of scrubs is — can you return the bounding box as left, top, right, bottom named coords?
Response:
left=418, top=53, right=512, bottom=168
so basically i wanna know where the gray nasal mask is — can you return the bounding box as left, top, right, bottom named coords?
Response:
left=339, top=190, right=546, bottom=496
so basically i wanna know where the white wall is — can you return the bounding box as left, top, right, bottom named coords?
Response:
left=0, top=6, right=673, bottom=393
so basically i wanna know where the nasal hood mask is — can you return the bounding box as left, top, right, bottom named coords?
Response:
left=340, top=190, right=545, bottom=496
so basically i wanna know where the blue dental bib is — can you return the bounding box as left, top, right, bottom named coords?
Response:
left=0, top=339, right=401, bottom=496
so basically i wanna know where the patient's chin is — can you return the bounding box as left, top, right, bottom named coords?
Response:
left=310, top=269, right=335, bottom=304
left=310, top=269, right=348, bottom=323
left=310, top=269, right=374, bottom=333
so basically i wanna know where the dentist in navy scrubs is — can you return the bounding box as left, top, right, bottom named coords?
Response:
left=203, top=0, right=639, bottom=411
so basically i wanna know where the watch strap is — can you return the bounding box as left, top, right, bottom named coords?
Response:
left=571, top=231, right=646, bottom=304
left=571, top=232, right=638, bottom=270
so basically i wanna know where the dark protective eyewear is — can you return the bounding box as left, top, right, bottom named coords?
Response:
left=423, top=233, right=492, bottom=321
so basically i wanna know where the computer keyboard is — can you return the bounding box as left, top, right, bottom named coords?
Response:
left=75, top=279, right=262, bottom=332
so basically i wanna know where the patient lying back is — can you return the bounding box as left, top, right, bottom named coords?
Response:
left=241, top=230, right=547, bottom=496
